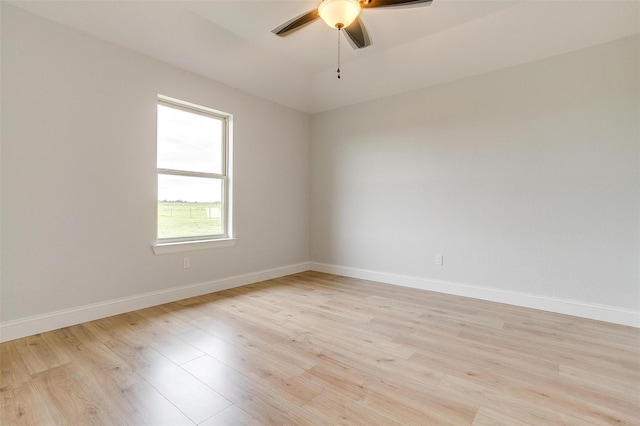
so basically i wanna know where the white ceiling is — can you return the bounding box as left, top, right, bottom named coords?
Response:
left=9, top=0, right=640, bottom=114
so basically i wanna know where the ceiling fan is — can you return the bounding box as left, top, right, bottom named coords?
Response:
left=272, top=0, right=434, bottom=50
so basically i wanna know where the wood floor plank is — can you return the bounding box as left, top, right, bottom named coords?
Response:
left=199, top=404, right=259, bottom=426
left=471, top=405, right=536, bottom=426
left=183, top=324, right=326, bottom=408
left=0, top=380, right=57, bottom=425
left=558, top=363, right=640, bottom=403
left=182, top=354, right=326, bottom=425
left=103, top=337, right=231, bottom=424
left=30, top=363, right=126, bottom=425
left=458, top=323, right=640, bottom=384
left=0, top=271, right=638, bottom=425
left=47, top=326, right=195, bottom=426
left=0, top=342, right=31, bottom=388
left=303, top=388, right=406, bottom=426
left=12, top=334, right=72, bottom=376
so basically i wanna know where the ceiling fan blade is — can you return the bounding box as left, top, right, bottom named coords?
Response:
left=343, top=17, right=371, bottom=49
left=361, top=0, right=433, bottom=8
left=271, top=9, right=320, bottom=36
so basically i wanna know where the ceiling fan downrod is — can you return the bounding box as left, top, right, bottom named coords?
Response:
left=337, top=24, right=343, bottom=79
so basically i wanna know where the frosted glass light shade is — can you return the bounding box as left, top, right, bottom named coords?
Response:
left=318, top=0, right=361, bottom=29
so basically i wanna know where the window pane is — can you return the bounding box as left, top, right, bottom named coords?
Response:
left=158, top=174, right=224, bottom=239
left=157, top=104, right=223, bottom=174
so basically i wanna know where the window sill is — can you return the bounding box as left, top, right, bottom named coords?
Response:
left=152, top=238, right=236, bottom=255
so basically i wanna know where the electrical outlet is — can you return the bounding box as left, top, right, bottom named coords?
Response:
left=435, top=254, right=444, bottom=265
left=183, top=256, right=191, bottom=269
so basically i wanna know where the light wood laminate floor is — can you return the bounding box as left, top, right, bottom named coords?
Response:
left=1, top=271, right=639, bottom=425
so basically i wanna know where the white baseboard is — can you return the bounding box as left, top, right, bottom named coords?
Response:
left=0, top=262, right=311, bottom=343
left=3, top=261, right=636, bottom=342
left=310, top=262, right=640, bottom=328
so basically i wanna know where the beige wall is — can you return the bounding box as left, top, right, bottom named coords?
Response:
left=1, top=5, right=310, bottom=323
left=311, top=35, right=639, bottom=311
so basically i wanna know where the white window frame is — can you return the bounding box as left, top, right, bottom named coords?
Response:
left=153, top=95, right=235, bottom=255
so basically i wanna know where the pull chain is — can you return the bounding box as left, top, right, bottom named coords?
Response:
left=337, top=27, right=341, bottom=79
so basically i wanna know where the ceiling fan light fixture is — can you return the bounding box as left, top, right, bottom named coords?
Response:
left=318, top=0, right=361, bottom=29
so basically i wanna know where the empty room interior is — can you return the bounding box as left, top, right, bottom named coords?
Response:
left=1, top=0, right=639, bottom=425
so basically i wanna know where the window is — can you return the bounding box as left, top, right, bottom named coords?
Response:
left=155, top=96, right=232, bottom=250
